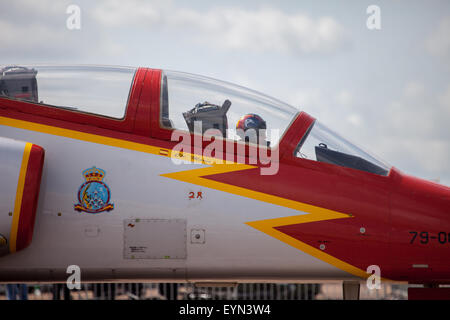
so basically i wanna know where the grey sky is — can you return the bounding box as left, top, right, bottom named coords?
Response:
left=1, top=0, right=449, bottom=185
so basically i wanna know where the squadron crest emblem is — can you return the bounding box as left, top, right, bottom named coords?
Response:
left=74, top=167, right=114, bottom=214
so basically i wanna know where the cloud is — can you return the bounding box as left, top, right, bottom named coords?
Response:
left=346, top=114, right=363, bottom=127
left=371, top=82, right=450, bottom=184
left=0, top=0, right=122, bottom=61
left=382, top=81, right=449, bottom=140
left=426, top=16, right=450, bottom=62
left=92, top=0, right=166, bottom=27
left=439, top=83, right=450, bottom=108
left=92, top=0, right=347, bottom=56
left=290, top=88, right=363, bottom=133
left=0, top=0, right=66, bottom=26
left=403, top=82, right=425, bottom=99
left=0, top=0, right=348, bottom=62
left=335, top=90, right=353, bottom=107
left=0, top=20, right=80, bottom=59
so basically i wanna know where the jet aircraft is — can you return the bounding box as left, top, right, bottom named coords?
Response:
left=0, top=65, right=448, bottom=300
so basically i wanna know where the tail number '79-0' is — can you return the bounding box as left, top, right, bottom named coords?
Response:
left=409, top=231, right=450, bottom=245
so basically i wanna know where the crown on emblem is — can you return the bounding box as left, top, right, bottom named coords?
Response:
left=82, top=167, right=105, bottom=182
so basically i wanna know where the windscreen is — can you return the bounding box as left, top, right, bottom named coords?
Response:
left=296, top=121, right=391, bottom=176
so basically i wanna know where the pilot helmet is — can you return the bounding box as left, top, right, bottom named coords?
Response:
left=236, top=113, right=267, bottom=144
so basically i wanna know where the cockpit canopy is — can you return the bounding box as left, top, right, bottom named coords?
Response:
left=0, top=65, right=391, bottom=176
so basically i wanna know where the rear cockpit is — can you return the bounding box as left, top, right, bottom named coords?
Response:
left=0, top=65, right=136, bottom=119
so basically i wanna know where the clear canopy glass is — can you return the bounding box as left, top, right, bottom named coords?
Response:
left=161, top=70, right=298, bottom=147
left=0, top=65, right=136, bottom=119
left=296, top=121, right=391, bottom=176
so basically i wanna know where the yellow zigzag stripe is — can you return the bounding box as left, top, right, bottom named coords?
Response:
left=161, top=157, right=371, bottom=279
left=245, top=216, right=373, bottom=279
left=0, top=116, right=164, bottom=156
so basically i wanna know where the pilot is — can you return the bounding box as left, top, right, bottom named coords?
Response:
left=236, top=113, right=269, bottom=146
